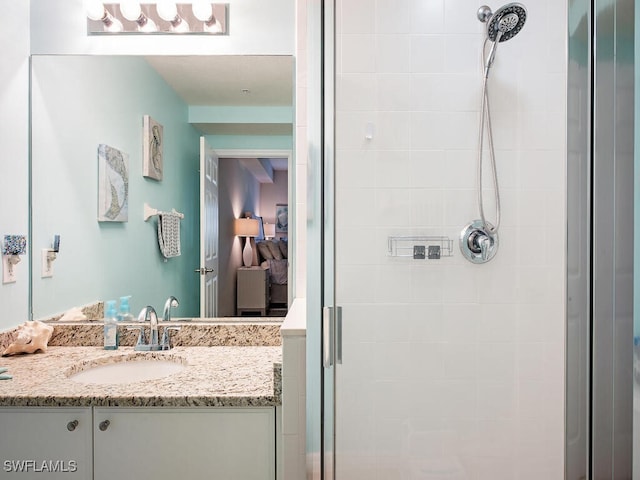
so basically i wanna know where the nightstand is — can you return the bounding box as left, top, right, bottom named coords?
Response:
left=236, top=267, right=270, bottom=316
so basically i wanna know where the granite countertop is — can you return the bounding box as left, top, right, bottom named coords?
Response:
left=0, top=346, right=282, bottom=408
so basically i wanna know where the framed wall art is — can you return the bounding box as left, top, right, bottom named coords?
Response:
left=275, top=203, right=288, bottom=233
left=143, top=115, right=163, bottom=180
left=97, top=144, right=129, bottom=222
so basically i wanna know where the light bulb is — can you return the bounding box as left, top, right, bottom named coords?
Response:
left=84, top=0, right=106, bottom=20
left=120, top=0, right=157, bottom=32
left=139, top=17, right=158, bottom=32
left=157, top=1, right=189, bottom=32
left=192, top=1, right=213, bottom=22
left=203, top=18, right=222, bottom=33
left=156, top=1, right=178, bottom=22
left=104, top=17, right=124, bottom=32
left=120, top=0, right=142, bottom=21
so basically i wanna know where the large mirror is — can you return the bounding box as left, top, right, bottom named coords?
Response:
left=30, top=55, right=294, bottom=320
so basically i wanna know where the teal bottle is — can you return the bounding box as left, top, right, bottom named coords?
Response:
left=103, top=300, right=119, bottom=350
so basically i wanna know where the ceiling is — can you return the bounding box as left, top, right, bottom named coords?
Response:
left=144, top=55, right=293, bottom=176
left=144, top=55, right=293, bottom=107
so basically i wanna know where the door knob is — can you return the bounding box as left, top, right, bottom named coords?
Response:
left=98, top=420, right=110, bottom=431
left=195, top=267, right=214, bottom=274
left=66, top=420, right=79, bottom=431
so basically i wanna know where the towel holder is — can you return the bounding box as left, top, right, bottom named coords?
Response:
left=143, top=202, right=185, bottom=222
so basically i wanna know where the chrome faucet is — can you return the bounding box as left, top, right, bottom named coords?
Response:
left=163, top=296, right=180, bottom=321
left=136, top=306, right=160, bottom=350
left=129, top=305, right=180, bottom=351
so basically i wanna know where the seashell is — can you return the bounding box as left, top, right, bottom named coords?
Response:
left=2, top=321, right=54, bottom=356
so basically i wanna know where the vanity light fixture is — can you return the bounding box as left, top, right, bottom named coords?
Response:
left=86, top=3, right=228, bottom=35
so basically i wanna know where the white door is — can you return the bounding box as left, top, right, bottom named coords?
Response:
left=199, top=137, right=218, bottom=317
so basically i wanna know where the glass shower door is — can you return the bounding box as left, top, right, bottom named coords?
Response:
left=326, top=0, right=568, bottom=479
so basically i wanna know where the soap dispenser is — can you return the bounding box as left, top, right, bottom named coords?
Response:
left=117, top=296, right=135, bottom=322
left=103, top=300, right=119, bottom=350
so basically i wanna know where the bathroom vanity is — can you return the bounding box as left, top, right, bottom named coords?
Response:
left=1, top=406, right=275, bottom=479
left=0, top=322, right=282, bottom=480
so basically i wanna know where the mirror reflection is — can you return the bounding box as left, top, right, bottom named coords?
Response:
left=30, top=55, right=293, bottom=320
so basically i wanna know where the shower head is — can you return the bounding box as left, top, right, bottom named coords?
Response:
left=478, top=3, right=527, bottom=42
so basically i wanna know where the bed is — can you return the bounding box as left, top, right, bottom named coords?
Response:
left=256, top=239, right=288, bottom=308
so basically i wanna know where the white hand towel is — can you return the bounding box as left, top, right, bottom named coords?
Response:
left=157, top=212, right=181, bottom=258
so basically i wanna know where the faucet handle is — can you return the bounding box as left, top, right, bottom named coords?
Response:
left=126, top=326, right=146, bottom=346
left=161, top=326, right=181, bottom=350
left=478, top=235, right=492, bottom=261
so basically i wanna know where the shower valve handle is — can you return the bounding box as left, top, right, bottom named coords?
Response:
left=478, top=235, right=492, bottom=261
left=460, top=220, right=499, bottom=264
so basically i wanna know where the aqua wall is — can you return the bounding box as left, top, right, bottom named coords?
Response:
left=207, top=135, right=293, bottom=151
left=31, top=56, right=200, bottom=319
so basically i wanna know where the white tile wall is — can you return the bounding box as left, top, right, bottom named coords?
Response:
left=334, top=0, right=567, bottom=478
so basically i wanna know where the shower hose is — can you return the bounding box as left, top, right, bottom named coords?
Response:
left=477, top=33, right=501, bottom=235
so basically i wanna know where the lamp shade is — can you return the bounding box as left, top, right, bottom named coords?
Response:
left=235, top=218, right=260, bottom=237
left=264, top=223, right=276, bottom=239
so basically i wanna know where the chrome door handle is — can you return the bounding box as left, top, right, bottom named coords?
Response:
left=195, top=267, right=214, bottom=274
left=336, top=306, right=342, bottom=365
left=323, top=307, right=334, bottom=368
left=323, top=306, right=343, bottom=367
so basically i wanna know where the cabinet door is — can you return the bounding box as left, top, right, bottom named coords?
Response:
left=0, top=407, right=93, bottom=480
left=237, top=268, right=268, bottom=314
left=93, top=407, right=275, bottom=480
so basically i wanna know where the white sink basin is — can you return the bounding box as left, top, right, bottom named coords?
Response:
left=69, top=358, right=185, bottom=385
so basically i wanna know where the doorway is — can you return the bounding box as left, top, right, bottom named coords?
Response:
left=215, top=150, right=294, bottom=318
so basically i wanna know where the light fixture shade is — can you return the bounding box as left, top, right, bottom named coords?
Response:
left=119, top=0, right=141, bottom=21
left=156, top=1, right=178, bottom=21
left=192, top=1, right=213, bottom=21
left=85, top=0, right=106, bottom=20
left=234, top=218, right=260, bottom=237
left=264, top=223, right=275, bottom=239
left=157, top=1, right=190, bottom=32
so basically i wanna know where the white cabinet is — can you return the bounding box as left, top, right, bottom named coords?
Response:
left=93, top=407, right=275, bottom=480
left=0, top=408, right=93, bottom=480
left=237, top=267, right=270, bottom=316
left=1, top=407, right=275, bottom=480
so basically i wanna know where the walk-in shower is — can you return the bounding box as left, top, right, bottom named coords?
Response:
left=460, top=3, right=527, bottom=263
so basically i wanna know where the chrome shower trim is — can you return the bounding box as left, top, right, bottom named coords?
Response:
left=486, top=3, right=527, bottom=42
left=477, top=5, right=493, bottom=23
left=460, top=220, right=499, bottom=264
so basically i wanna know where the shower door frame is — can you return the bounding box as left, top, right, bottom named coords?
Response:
left=566, top=0, right=635, bottom=478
